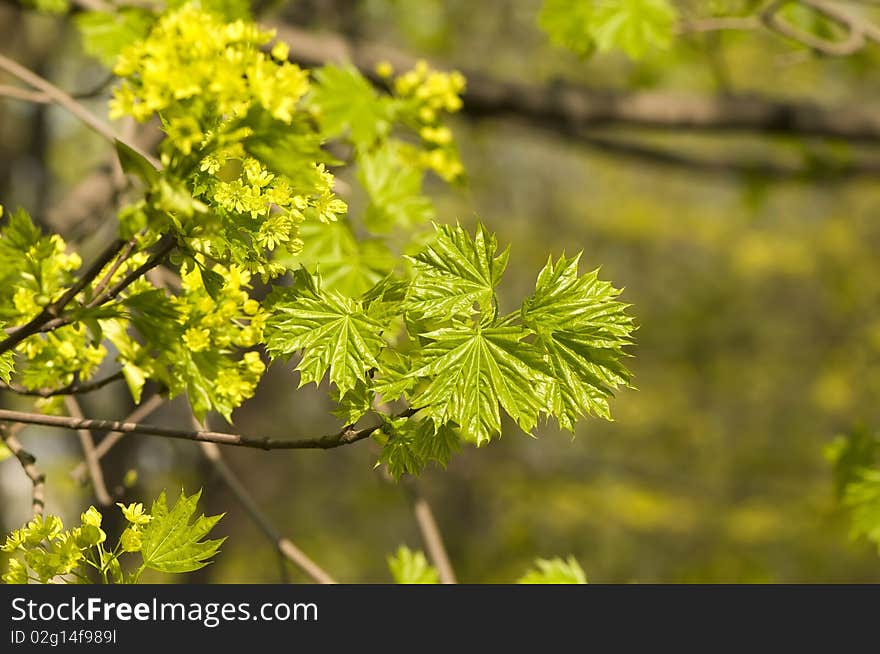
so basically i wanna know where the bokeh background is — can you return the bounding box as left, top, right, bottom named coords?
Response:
left=2, top=0, right=880, bottom=582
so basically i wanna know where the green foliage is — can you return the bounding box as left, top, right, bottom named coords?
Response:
left=387, top=546, right=439, bottom=583
left=75, top=9, right=155, bottom=67
left=1, top=490, right=222, bottom=584
left=843, top=470, right=880, bottom=554
left=3, top=0, right=640, bottom=583
left=826, top=427, right=880, bottom=500
left=518, top=556, right=587, bottom=584
left=137, top=490, right=225, bottom=575
left=265, top=222, right=634, bottom=473
left=265, top=270, right=388, bottom=395
left=827, top=428, right=880, bottom=554
left=539, top=0, right=678, bottom=59
left=386, top=548, right=588, bottom=584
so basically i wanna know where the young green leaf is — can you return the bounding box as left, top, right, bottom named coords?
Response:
left=409, top=325, right=550, bottom=445
left=406, top=223, right=509, bottom=321
left=309, top=65, right=391, bottom=146
left=387, top=546, right=439, bottom=584
left=358, top=144, right=434, bottom=233
left=518, top=556, right=587, bottom=584
left=522, top=255, right=634, bottom=430
left=377, top=417, right=460, bottom=479
left=138, top=489, right=224, bottom=574
left=115, top=139, right=159, bottom=185
left=844, top=470, right=880, bottom=553
left=0, top=349, right=13, bottom=384
left=264, top=271, right=388, bottom=394
left=75, top=9, right=155, bottom=67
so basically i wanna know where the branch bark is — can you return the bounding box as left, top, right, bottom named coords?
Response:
left=1, top=423, right=46, bottom=516
left=196, top=422, right=336, bottom=584
left=70, top=392, right=166, bottom=484
left=274, top=22, right=880, bottom=144
left=0, top=406, right=417, bottom=451
left=404, top=485, right=457, bottom=584
left=0, top=370, right=125, bottom=398
left=64, top=397, right=113, bottom=506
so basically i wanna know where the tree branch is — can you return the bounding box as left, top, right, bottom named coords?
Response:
left=0, top=370, right=125, bottom=398
left=274, top=22, right=880, bottom=144
left=0, top=406, right=417, bottom=451
left=0, top=52, right=160, bottom=167
left=196, top=420, right=337, bottom=584
left=70, top=392, right=166, bottom=484
left=1, top=423, right=46, bottom=516
left=404, top=484, right=457, bottom=584
left=64, top=396, right=113, bottom=506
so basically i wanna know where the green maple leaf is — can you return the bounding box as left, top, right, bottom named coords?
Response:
left=264, top=270, right=388, bottom=394
left=377, top=416, right=460, bottom=479
left=592, top=0, right=677, bottom=59
left=358, top=143, right=434, bottom=233
left=406, top=223, right=509, bottom=321
left=409, top=324, right=549, bottom=445
left=309, top=65, right=391, bottom=147
left=75, top=9, right=156, bottom=67
left=518, top=556, right=587, bottom=584
left=522, top=255, right=634, bottom=430
left=139, top=490, right=224, bottom=574
left=0, top=350, right=13, bottom=385
left=387, top=546, right=439, bottom=584
left=281, top=219, right=394, bottom=297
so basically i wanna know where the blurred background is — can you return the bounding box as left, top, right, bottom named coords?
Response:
left=2, top=0, right=880, bottom=582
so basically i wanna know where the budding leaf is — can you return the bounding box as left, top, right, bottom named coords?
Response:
left=114, top=139, right=159, bottom=185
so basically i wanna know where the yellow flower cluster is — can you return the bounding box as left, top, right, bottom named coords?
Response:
left=392, top=60, right=465, bottom=181
left=110, top=6, right=308, bottom=125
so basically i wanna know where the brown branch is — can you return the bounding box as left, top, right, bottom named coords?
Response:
left=761, top=0, right=880, bottom=56
left=575, top=133, right=880, bottom=180
left=0, top=406, right=417, bottom=451
left=86, top=234, right=177, bottom=308
left=71, top=392, right=166, bottom=484
left=0, top=83, right=50, bottom=103
left=0, top=52, right=160, bottom=167
left=64, top=397, right=113, bottom=506
left=404, top=484, right=457, bottom=584
left=89, top=236, right=139, bottom=303
left=1, top=423, right=46, bottom=516
left=0, top=370, right=125, bottom=398
left=274, top=22, right=880, bottom=144
left=196, top=418, right=336, bottom=584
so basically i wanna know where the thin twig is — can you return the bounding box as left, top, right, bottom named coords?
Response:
left=86, top=235, right=176, bottom=308
left=1, top=423, right=46, bottom=516
left=0, top=370, right=125, bottom=398
left=70, top=393, right=165, bottom=484
left=404, top=484, right=457, bottom=584
left=0, top=84, right=50, bottom=103
left=195, top=418, right=336, bottom=584
left=0, top=407, right=418, bottom=451
left=89, top=236, right=139, bottom=303
left=0, top=52, right=160, bottom=167
left=64, top=397, right=113, bottom=506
